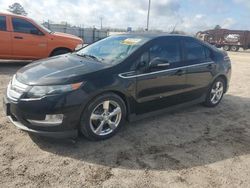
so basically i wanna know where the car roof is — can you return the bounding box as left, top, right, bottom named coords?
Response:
left=0, top=11, right=27, bottom=19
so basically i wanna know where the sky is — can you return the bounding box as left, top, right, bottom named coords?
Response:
left=0, top=0, right=249, bottom=33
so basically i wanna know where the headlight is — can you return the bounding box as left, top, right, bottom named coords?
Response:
left=27, top=82, right=83, bottom=98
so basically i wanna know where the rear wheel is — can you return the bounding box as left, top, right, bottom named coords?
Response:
left=80, top=93, right=126, bottom=141
left=223, top=45, right=230, bottom=51
left=230, top=45, right=239, bottom=52
left=203, top=77, right=225, bottom=107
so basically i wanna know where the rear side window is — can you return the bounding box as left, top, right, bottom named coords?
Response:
left=0, top=16, right=6, bottom=31
left=12, top=18, right=39, bottom=34
left=185, top=40, right=206, bottom=61
left=204, top=46, right=212, bottom=59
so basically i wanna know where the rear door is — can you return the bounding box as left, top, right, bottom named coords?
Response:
left=135, top=37, right=188, bottom=114
left=183, top=38, right=215, bottom=101
left=11, top=17, right=47, bottom=59
left=0, top=15, right=12, bottom=59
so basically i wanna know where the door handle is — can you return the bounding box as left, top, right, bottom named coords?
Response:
left=14, top=36, right=23, bottom=39
left=175, top=69, right=185, bottom=76
left=157, top=63, right=170, bottom=67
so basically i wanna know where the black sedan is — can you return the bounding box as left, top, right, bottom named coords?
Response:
left=4, top=34, right=231, bottom=140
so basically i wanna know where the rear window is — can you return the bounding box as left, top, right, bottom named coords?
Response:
left=0, top=16, right=6, bottom=31
left=12, top=17, right=39, bottom=34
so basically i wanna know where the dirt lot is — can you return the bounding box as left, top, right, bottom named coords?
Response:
left=0, top=52, right=250, bottom=188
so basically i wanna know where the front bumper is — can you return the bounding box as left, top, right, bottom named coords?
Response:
left=7, top=115, right=77, bottom=138
left=3, top=90, right=88, bottom=138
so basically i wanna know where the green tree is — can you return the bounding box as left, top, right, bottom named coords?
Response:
left=8, top=3, right=27, bottom=16
left=214, top=25, right=221, bottom=30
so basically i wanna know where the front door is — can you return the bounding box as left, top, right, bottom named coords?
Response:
left=135, top=37, right=188, bottom=114
left=11, top=17, right=47, bottom=60
left=0, top=15, right=11, bottom=59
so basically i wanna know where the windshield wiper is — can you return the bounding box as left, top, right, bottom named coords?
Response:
left=77, top=53, right=104, bottom=62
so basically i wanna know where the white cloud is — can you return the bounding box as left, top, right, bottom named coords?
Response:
left=221, top=18, right=236, bottom=28
left=0, top=0, right=182, bottom=30
left=179, top=14, right=210, bottom=32
left=0, top=0, right=242, bottom=33
left=233, top=0, right=250, bottom=9
left=195, top=14, right=204, bottom=19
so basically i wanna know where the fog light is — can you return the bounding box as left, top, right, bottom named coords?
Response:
left=27, top=114, right=64, bottom=126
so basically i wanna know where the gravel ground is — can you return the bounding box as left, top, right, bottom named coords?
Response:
left=0, top=51, right=250, bottom=188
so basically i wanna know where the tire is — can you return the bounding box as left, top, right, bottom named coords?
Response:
left=203, top=77, right=225, bottom=107
left=80, top=93, right=126, bottom=141
left=230, top=45, right=239, bottom=52
left=50, top=49, right=70, bottom=57
left=223, top=45, right=230, bottom=51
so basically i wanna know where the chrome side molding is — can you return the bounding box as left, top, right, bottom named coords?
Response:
left=119, top=62, right=215, bottom=79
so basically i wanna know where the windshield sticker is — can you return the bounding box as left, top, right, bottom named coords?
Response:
left=121, top=38, right=142, bottom=45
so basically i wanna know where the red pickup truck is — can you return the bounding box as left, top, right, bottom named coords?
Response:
left=0, top=12, right=83, bottom=60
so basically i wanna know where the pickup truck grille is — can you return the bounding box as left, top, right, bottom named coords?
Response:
left=7, top=75, right=29, bottom=101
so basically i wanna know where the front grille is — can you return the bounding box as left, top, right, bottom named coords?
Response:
left=7, top=75, right=29, bottom=101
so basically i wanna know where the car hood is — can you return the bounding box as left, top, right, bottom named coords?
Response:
left=16, top=54, right=109, bottom=85
left=52, top=32, right=83, bottom=42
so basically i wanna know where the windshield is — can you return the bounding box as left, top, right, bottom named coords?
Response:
left=76, top=35, right=150, bottom=64
left=34, top=21, right=52, bottom=33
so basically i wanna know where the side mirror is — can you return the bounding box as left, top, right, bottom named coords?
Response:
left=149, top=57, right=170, bottom=68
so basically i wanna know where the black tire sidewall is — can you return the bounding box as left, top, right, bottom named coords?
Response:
left=231, top=46, right=239, bottom=52
left=51, top=49, right=70, bottom=56
left=223, top=45, right=230, bottom=51
left=80, top=93, right=126, bottom=141
left=204, top=78, right=225, bottom=107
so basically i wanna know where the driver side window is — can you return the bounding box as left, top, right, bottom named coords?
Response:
left=150, top=42, right=180, bottom=64
left=136, top=38, right=181, bottom=71
left=12, top=18, right=42, bottom=35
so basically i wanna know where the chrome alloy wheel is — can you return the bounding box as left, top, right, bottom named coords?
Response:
left=89, top=100, right=122, bottom=136
left=210, top=81, right=224, bottom=104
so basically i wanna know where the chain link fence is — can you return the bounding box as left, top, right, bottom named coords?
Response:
left=43, top=22, right=108, bottom=44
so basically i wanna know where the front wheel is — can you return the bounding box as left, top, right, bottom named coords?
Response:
left=203, top=78, right=225, bottom=107
left=80, top=93, right=126, bottom=141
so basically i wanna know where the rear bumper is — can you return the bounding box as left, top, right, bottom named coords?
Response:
left=7, top=115, right=78, bottom=138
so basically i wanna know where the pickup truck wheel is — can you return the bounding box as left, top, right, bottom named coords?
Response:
left=50, top=49, right=71, bottom=57
left=230, top=46, right=239, bottom=52
left=223, top=45, right=230, bottom=51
